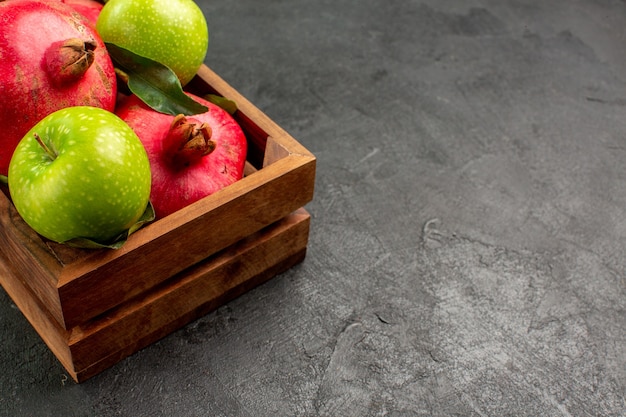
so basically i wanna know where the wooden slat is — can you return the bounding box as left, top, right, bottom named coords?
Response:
left=69, top=209, right=310, bottom=381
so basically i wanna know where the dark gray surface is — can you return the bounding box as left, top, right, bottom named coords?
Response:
left=1, top=0, right=625, bottom=415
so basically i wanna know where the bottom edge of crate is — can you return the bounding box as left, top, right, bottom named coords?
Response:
left=0, top=209, right=310, bottom=383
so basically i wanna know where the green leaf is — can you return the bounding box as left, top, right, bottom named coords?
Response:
left=127, top=201, right=156, bottom=235
left=205, top=94, right=238, bottom=115
left=105, top=42, right=208, bottom=116
left=63, top=201, right=156, bottom=249
left=0, top=175, right=7, bottom=185
left=64, top=236, right=125, bottom=250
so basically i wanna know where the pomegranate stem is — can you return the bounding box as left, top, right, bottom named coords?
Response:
left=165, top=114, right=216, bottom=169
left=45, top=38, right=97, bottom=85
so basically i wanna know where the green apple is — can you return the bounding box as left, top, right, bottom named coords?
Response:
left=8, top=106, right=152, bottom=245
left=96, top=0, right=208, bottom=86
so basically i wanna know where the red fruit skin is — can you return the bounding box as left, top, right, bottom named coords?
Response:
left=0, top=0, right=117, bottom=175
left=60, top=0, right=103, bottom=26
left=116, top=93, right=248, bottom=219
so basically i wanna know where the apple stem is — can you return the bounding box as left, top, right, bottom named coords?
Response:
left=34, top=133, right=58, bottom=161
left=164, top=114, right=216, bottom=169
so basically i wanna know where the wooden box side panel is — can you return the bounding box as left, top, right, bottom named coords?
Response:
left=72, top=209, right=310, bottom=381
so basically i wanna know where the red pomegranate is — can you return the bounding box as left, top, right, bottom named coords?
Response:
left=116, top=93, right=248, bottom=219
left=0, top=0, right=117, bottom=175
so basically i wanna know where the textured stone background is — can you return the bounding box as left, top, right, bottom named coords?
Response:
left=1, top=0, right=625, bottom=415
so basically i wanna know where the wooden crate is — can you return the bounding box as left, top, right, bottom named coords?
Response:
left=0, top=65, right=316, bottom=382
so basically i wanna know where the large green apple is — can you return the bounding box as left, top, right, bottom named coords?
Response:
left=96, top=0, right=208, bottom=86
left=8, top=106, right=152, bottom=245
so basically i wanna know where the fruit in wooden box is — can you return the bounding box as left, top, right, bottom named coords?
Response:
left=0, top=0, right=316, bottom=383
left=116, top=93, right=247, bottom=219
left=96, top=0, right=208, bottom=86
left=7, top=106, right=152, bottom=246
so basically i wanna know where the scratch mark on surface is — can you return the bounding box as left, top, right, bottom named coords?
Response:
left=428, top=350, right=442, bottom=363
left=585, top=96, right=626, bottom=106
left=422, top=218, right=446, bottom=248
left=315, top=322, right=370, bottom=416
left=375, top=312, right=391, bottom=324
left=358, top=147, right=380, bottom=164
left=539, top=387, right=575, bottom=417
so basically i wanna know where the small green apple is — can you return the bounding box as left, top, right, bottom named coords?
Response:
left=96, top=0, right=208, bottom=86
left=8, top=106, right=152, bottom=245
